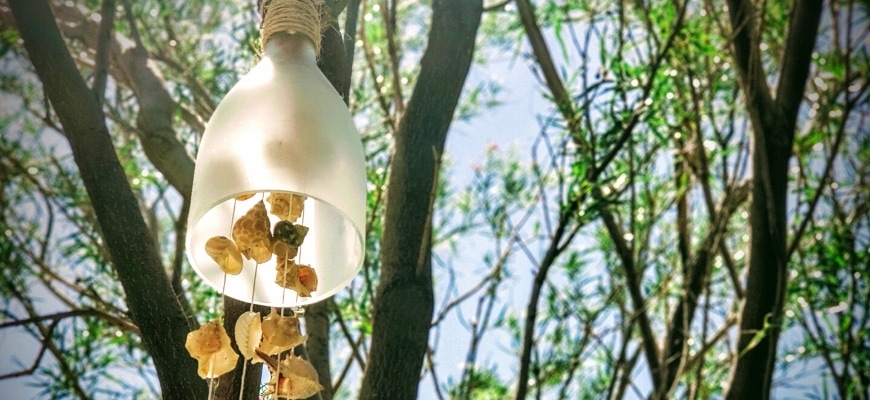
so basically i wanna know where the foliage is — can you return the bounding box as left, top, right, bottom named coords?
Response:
left=0, top=0, right=867, bottom=399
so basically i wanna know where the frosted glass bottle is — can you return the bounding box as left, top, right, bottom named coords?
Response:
left=186, top=33, right=365, bottom=307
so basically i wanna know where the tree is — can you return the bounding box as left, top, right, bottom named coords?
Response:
left=0, top=0, right=866, bottom=399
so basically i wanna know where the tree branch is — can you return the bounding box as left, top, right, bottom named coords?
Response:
left=8, top=1, right=205, bottom=397
left=658, top=180, right=750, bottom=397
left=359, top=0, right=483, bottom=398
left=774, top=0, right=823, bottom=124
left=48, top=1, right=196, bottom=201
left=515, top=0, right=581, bottom=144
left=723, top=0, right=823, bottom=397
left=91, top=0, right=114, bottom=104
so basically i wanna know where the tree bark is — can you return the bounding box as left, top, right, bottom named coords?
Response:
left=214, top=298, right=269, bottom=400
left=8, top=0, right=207, bottom=398
left=723, top=0, right=822, bottom=398
left=358, top=0, right=482, bottom=398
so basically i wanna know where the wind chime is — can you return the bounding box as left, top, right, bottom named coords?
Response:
left=182, top=0, right=366, bottom=398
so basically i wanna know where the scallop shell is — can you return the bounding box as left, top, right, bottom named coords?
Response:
left=266, top=192, right=306, bottom=221
left=259, top=351, right=323, bottom=399
left=204, top=236, right=243, bottom=275
left=234, top=311, right=263, bottom=360
left=185, top=320, right=239, bottom=379
left=232, top=200, right=273, bottom=263
left=258, top=308, right=306, bottom=356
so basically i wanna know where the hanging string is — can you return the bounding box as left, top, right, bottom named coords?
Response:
left=274, top=194, right=306, bottom=389
left=259, top=0, right=328, bottom=55
left=207, top=198, right=240, bottom=400
left=236, top=192, right=265, bottom=400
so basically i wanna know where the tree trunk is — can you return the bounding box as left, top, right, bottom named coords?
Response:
left=723, top=0, right=822, bottom=397
left=358, top=0, right=482, bottom=398
left=8, top=0, right=207, bottom=398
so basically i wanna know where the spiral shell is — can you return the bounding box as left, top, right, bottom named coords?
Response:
left=259, top=351, right=323, bottom=399
left=232, top=200, right=273, bottom=263
left=258, top=308, right=306, bottom=356
left=273, top=221, right=309, bottom=248
left=266, top=192, right=306, bottom=222
left=185, top=320, right=239, bottom=379
left=275, top=260, right=318, bottom=297
left=234, top=311, right=263, bottom=360
left=204, top=236, right=243, bottom=275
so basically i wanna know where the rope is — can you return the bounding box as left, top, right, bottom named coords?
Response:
left=259, top=0, right=328, bottom=54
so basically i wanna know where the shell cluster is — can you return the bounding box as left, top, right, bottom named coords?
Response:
left=188, top=192, right=322, bottom=397
left=202, top=193, right=318, bottom=298
left=232, top=309, right=320, bottom=398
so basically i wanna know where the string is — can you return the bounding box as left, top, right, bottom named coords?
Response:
left=275, top=194, right=306, bottom=386
left=207, top=355, right=216, bottom=399
left=236, top=192, right=264, bottom=399
left=207, top=198, right=239, bottom=400
left=259, top=0, right=328, bottom=54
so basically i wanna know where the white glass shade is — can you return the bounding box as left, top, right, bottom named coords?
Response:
left=186, top=34, right=365, bottom=307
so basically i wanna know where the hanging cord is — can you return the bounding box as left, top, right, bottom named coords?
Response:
left=259, top=0, right=329, bottom=55
left=236, top=193, right=266, bottom=400
left=208, top=199, right=239, bottom=400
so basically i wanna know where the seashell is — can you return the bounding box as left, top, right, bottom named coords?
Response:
left=297, top=265, right=318, bottom=294
left=275, top=260, right=318, bottom=297
left=258, top=308, right=306, bottom=356
left=272, top=240, right=299, bottom=261
left=273, top=221, right=309, bottom=248
left=249, top=241, right=273, bottom=264
left=205, top=236, right=244, bottom=275
left=185, top=320, right=239, bottom=379
left=235, top=193, right=256, bottom=201
left=234, top=311, right=263, bottom=360
left=232, top=200, right=273, bottom=263
left=267, top=192, right=306, bottom=222
left=258, top=350, right=323, bottom=399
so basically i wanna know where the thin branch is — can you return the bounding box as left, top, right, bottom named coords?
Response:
left=787, top=99, right=851, bottom=258
left=0, top=308, right=138, bottom=334
left=92, top=0, right=115, bottom=104
left=514, top=0, right=582, bottom=145
left=0, top=319, right=56, bottom=380
left=1, top=283, right=92, bottom=399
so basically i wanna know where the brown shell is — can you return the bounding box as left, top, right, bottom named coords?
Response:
left=275, top=260, right=318, bottom=297
left=235, top=193, right=256, bottom=201
left=266, top=192, right=306, bottom=222
left=232, top=200, right=273, bottom=263
left=204, top=236, right=243, bottom=275
left=271, top=240, right=299, bottom=262
left=263, top=354, right=323, bottom=399
left=258, top=308, right=306, bottom=356
left=185, top=320, right=239, bottom=379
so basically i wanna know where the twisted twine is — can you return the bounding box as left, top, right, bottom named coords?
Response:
left=259, top=0, right=328, bottom=54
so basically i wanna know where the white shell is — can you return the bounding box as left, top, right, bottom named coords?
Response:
left=234, top=311, right=263, bottom=360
